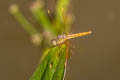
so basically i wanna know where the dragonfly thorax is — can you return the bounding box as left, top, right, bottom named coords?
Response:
left=51, top=34, right=67, bottom=46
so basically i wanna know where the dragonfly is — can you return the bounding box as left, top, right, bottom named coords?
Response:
left=51, top=31, right=92, bottom=46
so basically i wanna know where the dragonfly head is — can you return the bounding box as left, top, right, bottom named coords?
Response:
left=51, top=38, right=57, bottom=46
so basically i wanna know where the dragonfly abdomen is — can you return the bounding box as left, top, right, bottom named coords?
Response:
left=66, top=31, right=92, bottom=40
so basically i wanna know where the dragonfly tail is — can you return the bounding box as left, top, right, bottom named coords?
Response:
left=67, top=31, right=92, bottom=39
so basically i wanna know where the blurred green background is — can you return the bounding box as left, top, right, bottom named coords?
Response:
left=0, top=0, right=120, bottom=80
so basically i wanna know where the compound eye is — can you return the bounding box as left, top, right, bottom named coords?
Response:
left=52, top=40, right=57, bottom=46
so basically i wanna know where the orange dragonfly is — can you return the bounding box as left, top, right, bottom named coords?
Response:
left=51, top=31, right=92, bottom=46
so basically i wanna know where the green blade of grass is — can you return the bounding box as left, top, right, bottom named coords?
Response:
left=55, top=0, right=70, bottom=34
left=30, top=47, right=58, bottom=80
left=30, top=44, right=67, bottom=80
left=30, top=1, right=57, bottom=35
left=52, top=45, right=67, bottom=80
left=56, top=0, right=69, bottom=21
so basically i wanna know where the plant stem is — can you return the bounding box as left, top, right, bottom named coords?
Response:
left=30, top=1, right=57, bottom=35
left=10, top=4, right=38, bottom=35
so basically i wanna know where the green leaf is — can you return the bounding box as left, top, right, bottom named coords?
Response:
left=52, top=45, right=67, bottom=80
left=30, top=44, right=67, bottom=80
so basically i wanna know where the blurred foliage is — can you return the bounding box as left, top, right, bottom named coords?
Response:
left=9, top=0, right=73, bottom=46
left=9, top=0, right=73, bottom=80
